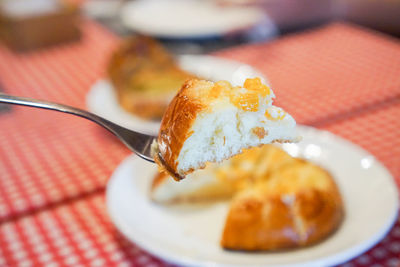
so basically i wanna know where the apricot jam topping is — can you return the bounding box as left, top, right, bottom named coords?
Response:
left=209, top=81, right=231, bottom=99
left=243, top=78, right=271, bottom=97
left=209, top=78, right=271, bottom=112
left=230, top=90, right=260, bottom=112
left=230, top=78, right=272, bottom=112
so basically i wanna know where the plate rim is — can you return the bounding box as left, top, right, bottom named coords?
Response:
left=106, top=126, right=399, bottom=267
left=119, top=0, right=268, bottom=39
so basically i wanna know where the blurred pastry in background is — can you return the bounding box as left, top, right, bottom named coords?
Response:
left=107, top=36, right=195, bottom=120
left=151, top=145, right=344, bottom=251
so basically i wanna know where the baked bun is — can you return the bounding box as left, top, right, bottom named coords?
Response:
left=221, top=159, right=343, bottom=251
left=155, top=78, right=299, bottom=179
left=151, top=145, right=295, bottom=203
left=150, top=145, right=344, bottom=251
left=151, top=164, right=235, bottom=203
left=107, top=36, right=195, bottom=120
left=215, top=144, right=298, bottom=191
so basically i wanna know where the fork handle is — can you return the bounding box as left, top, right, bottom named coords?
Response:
left=0, top=93, right=117, bottom=132
left=0, top=93, right=155, bottom=162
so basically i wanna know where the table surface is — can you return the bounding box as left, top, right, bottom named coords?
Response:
left=0, top=20, right=399, bottom=267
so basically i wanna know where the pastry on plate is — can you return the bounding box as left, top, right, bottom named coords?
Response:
left=150, top=145, right=344, bottom=251
left=221, top=159, right=343, bottom=251
left=215, top=143, right=298, bottom=191
left=107, top=36, right=195, bottom=120
left=150, top=164, right=234, bottom=203
left=151, top=145, right=296, bottom=203
left=154, top=77, right=299, bottom=180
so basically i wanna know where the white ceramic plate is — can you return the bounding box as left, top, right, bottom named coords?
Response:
left=86, top=55, right=266, bottom=135
left=106, top=126, right=399, bottom=267
left=82, top=0, right=124, bottom=19
left=120, top=0, right=269, bottom=39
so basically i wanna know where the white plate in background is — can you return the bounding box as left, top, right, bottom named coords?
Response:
left=86, top=55, right=266, bottom=135
left=106, top=126, right=399, bottom=267
left=120, top=0, right=270, bottom=39
left=82, top=0, right=124, bottom=19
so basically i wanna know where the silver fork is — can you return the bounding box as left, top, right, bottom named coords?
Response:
left=0, top=94, right=156, bottom=163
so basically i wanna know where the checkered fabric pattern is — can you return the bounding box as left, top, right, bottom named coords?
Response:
left=0, top=20, right=399, bottom=266
left=215, top=23, right=400, bottom=125
left=321, top=100, right=400, bottom=188
left=0, top=195, right=173, bottom=267
left=0, top=21, right=129, bottom=221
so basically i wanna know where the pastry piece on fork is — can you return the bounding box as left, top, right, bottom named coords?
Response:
left=153, top=77, right=300, bottom=180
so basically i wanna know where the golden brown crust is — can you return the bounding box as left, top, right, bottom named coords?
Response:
left=157, top=79, right=206, bottom=176
left=221, top=195, right=301, bottom=250
left=293, top=188, right=343, bottom=245
left=220, top=160, right=344, bottom=251
left=154, top=151, right=184, bottom=181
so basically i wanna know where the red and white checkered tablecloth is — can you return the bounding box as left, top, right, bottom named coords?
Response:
left=0, top=195, right=173, bottom=267
left=0, top=21, right=128, bottom=221
left=215, top=23, right=400, bottom=125
left=0, top=20, right=399, bottom=266
left=321, top=100, right=400, bottom=188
